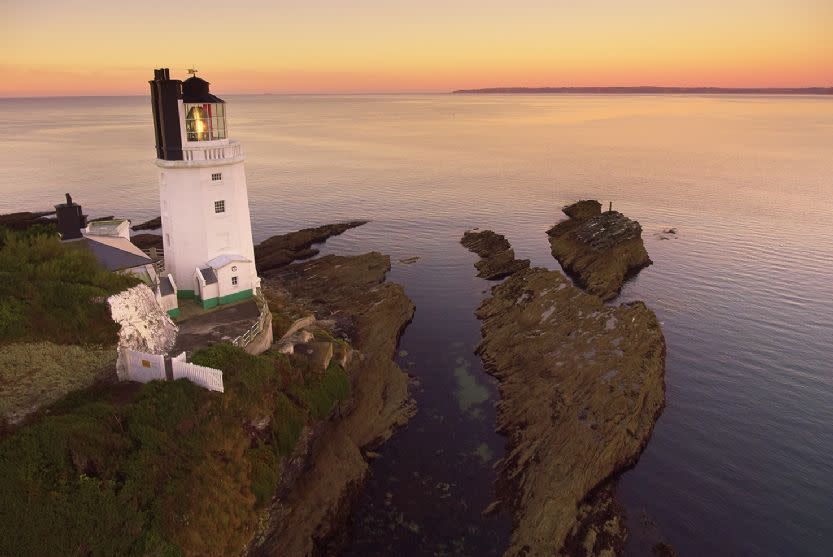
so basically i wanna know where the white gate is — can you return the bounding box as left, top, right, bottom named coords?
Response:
left=172, top=356, right=224, bottom=393
left=125, top=349, right=166, bottom=383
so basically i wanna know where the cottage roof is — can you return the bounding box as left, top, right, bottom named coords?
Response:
left=159, top=275, right=175, bottom=296
left=86, top=219, right=129, bottom=237
left=206, top=254, right=250, bottom=270
left=199, top=267, right=218, bottom=285
left=79, top=236, right=151, bottom=272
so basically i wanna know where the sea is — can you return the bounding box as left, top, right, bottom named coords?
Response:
left=1, top=93, right=831, bottom=556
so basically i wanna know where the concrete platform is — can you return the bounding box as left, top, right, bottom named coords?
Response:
left=172, top=298, right=260, bottom=355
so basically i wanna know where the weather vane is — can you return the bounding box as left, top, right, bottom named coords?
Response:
left=186, top=67, right=198, bottom=77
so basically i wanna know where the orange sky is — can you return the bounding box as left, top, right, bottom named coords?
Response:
left=1, top=0, right=831, bottom=97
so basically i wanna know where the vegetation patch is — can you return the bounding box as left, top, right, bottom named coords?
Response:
left=0, top=342, right=116, bottom=426
left=0, top=343, right=351, bottom=557
left=287, top=361, right=351, bottom=420
left=0, top=229, right=139, bottom=345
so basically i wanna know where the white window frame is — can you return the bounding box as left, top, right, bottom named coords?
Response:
left=231, top=276, right=238, bottom=286
left=214, top=200, right=225, bottom=214
left=211, top=172, right=222, bottom=181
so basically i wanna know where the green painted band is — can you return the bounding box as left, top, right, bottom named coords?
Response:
left=218, top=289, right=253, bottom=305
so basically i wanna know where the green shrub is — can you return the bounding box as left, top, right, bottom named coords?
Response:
left=0, top=229, right=139, bottom=345
left=273, top=392, right=305, bottom=456
left=0, top=343, right=351, bottom=556
left=287, top=362, right=350, bottom=420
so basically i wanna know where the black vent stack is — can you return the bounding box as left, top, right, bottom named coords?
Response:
left=55, top=193, right=86, bottom=241
left=148, top=68, right=183, bottom=161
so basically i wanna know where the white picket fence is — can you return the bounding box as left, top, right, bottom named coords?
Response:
left=122, top=349, right=224, bottom=393
left=172, top=353, right=225, bottom=393
left=124, top=349, right=166, bottom=383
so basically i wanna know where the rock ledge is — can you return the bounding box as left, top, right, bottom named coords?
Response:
left=461, top=229, right=530, bottom=280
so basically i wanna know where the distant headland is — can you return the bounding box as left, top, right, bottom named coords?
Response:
left=452, top=86, right=833, bottom=95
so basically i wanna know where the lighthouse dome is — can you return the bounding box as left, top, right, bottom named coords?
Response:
left=182, top=76, right=225, bottom=104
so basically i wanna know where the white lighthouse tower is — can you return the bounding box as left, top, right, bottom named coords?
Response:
left=149, top=68, right=260, bottom=309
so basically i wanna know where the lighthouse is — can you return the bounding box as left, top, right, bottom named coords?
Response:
left=148, top=68, right=259, bottom=309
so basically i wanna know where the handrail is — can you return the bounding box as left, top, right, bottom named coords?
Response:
left=232, top=288, right=270, bottom=348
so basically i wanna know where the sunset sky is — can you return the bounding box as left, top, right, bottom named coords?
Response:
left=1, top=0, right=831, bottom=97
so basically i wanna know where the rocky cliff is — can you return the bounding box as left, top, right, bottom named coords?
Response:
left=251, top=252, right=415, bottom=556
left=547, top=201, right=651, bottom=301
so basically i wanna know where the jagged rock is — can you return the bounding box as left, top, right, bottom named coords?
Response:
left=279, top=315, right=316, bottom=342
left=275, top=342, right=294, bottom=355
left=294, top=341, right=334, bottom=372
left=333, top=342, right=354, bottom=368
left=560, top=483, right=627, bottom=557
left=0, top=210, right=55, bottom=230
left=107, top=284, right=178, bottom=379
left=652, top=542, right=679, bottom=557
left=275, top=330, right=315, bottom=355
left=131, top=216, right=162, bottom=231
left=461, top=229, right=530, bottom=280
left=562, top=200, right=602, bottom=221
left=547, top=202, right=652, bottom=300
left=130, top=233, right=163, bottom=250
left=656, top=227, right=678, bottom=241
left=255, top=221, right=368, bottom=274
left=482, top=500, right=503, bottom=517
left=474, top=265, right=665, bottom=557
left=461, top=229, right=512, bottom=257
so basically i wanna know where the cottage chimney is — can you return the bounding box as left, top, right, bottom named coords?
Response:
left=55, top=193, right=87, bottom=241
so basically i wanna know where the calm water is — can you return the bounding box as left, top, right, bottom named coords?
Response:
left=1, top=94, right=832, bottom=556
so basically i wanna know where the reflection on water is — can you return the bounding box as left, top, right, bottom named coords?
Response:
left=1, top=94, right=832, bottom=556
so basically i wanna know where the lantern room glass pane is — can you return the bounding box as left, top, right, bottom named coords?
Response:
left=185, top=103, right=227, bottom=141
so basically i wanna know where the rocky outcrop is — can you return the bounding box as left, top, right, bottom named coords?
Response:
left=131, top=216, right=161, bottom=231
left=251, top=252, right=415, bottom=556
left=562, top=200, right=602, bottom=221
left=130, top=233, right=163, bottom=251
left=107, top=284, right=178, bottom=379
left=547, top=201, right=652, bottom=301
left=472, top=253, right=665, bottom=555
left=461, top=229, right=530, bottom=280
left=255, top=221, right=368, bottom=274
left=0, top=211, right=55, bottom=230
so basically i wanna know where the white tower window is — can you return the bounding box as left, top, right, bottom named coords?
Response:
left=214, top=200, right=226, bottom=213
left=231, top=276, right=238, bottom=286
left=211, top=172, right=222, bottom=181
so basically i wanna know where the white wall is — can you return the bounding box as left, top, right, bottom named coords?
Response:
left=215, top=260, right=254, bottom=299
left=158, top=158, right=257, bottom=294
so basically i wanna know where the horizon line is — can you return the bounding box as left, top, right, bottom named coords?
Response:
left=3, top=84, right=832, bottom=101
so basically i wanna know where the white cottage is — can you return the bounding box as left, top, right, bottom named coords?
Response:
left=148, top=68, right=260, bottom=311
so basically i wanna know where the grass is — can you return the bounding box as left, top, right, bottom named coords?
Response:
left=287, top=361, right=351, bottom=420
left=0, top=343, right=351, bottom=557
left=0, top=342, right=116, bottom=425
left=0, top=228, right=139, bottom=345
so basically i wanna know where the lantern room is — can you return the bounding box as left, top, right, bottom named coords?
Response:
left=182, top=76, right=227, bottom=142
